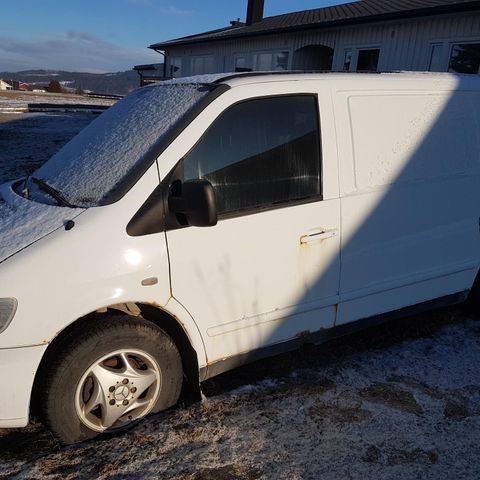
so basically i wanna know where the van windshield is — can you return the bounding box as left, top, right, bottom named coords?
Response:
left=30, top=83, right=211, bottom=207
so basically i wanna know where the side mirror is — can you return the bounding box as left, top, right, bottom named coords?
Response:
left=168, top=179, right=217, bottom=227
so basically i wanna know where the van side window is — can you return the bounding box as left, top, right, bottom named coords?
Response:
left=183, top=95, right=322, bottom=215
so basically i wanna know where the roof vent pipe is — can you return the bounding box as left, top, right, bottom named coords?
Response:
left=246, top=0, right=265, bottom=25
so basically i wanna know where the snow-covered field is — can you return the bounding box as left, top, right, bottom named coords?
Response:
left=0, top=91, right=116, bottom=109
left=0, top=112, right=96, bottom=184
left=0, top=112, right=479, bottom=479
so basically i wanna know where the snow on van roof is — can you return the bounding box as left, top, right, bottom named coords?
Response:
left=162, top=73, right=238, bottom=84
left=182, top=70, right=480, bottom=87
left=33, top=82, right=211, bottom=207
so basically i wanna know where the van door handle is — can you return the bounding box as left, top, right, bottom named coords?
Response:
left=300, top=228, right=338, bottom=245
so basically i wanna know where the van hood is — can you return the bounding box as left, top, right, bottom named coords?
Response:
left=0, top=183, right=85, bottom=264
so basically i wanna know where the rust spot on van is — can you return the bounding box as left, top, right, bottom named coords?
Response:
left=296, top=330, right=311, bottom=338
left=144, top=299, right=189, bottom=331
left=146, top=300, right=164, bottom=309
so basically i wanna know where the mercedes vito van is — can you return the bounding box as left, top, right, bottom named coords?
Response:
left=0, top=72, right=479, bottom=443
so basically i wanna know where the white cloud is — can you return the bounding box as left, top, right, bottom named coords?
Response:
left=158, top=5, right=195, bottom=16
left=0, top=31, right=161, bottom=73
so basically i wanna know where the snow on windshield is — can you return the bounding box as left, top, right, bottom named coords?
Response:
left=34, top=83, right=211, bottom=206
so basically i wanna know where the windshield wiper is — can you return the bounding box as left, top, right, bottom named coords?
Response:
left=31, top=177, right=75, bottom=208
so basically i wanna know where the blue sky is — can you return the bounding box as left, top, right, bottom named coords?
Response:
left=0, top=0, right=352, bottom=73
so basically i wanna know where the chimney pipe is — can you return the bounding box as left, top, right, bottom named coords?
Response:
left=246, top=0, right=264, bottom=25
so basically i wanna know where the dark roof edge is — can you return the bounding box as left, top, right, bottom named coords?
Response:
left=149, top=25, right=241, bottom=50
left=149, top=1, right=480, bottom=50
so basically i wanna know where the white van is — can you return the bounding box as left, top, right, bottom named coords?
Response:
left=0, top=72, right=479, bottom=443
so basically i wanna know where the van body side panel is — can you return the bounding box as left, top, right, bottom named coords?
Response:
left=162, top=82, right=342, bottom=364
left=0, top=344, right=47, bottom=427
left=334, top=85, right=480, bottom=325
left=0, top=164, right=175, bottom=350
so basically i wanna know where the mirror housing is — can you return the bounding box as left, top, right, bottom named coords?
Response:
left=168, top=179, right=217, bottom=227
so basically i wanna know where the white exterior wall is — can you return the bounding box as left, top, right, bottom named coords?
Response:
left=163, top=11, right=480, bottom=76
left=331, top=11, right=480, bottom=72
left=0, top=80, right=13, bottom=91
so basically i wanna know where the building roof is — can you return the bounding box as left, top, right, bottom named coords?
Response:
left=150, top=0, right=480, bottom=49
left=133, top=63, right=163, bottom=71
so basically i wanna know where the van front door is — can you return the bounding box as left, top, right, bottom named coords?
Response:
left=164, top=88, right=341, bottom=364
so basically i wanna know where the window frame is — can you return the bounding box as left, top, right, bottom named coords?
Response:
left=343, top=48, right=353, bottom=72
left=448, top=41, right=480, bottom=74
left=169, top=57, right=183, bottom=78
left=428, top=43, right=444, bottom=72
left=180, top=93, right=324, bottom=221
left=337, top=44, right=382, bottom=72
left=250, top=49, right=292, bottom=71
left=356, top=47, right=381, bottom=72
left=190, top=54, right=215, bottom=75
left=425, top=37, right=480, bottom=73
left=233, top=53, right=252, bottom=72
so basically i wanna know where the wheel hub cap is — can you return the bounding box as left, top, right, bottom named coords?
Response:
left=74, top=349, right=162, bottom=432
left=113, top=385, right=130, bottom=402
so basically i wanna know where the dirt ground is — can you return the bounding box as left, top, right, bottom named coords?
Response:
left=1, top=112, right=479, bottom=479
left=0, top=307, right=479, bottom=479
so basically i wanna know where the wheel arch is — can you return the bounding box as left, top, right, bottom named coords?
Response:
left=31, top=302, right=203, bottom=420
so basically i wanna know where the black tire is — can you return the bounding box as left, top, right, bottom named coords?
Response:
left=466, top=273, right=480, bottom=314
left=40, top=315, right=183, bottom=444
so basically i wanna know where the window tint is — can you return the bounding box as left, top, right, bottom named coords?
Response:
left=234, top=55, right=252, bottom=72
left=183, top=95, right=321, bottom=215
left=191, top=55, right=215, bottom=75
left=252, top=51, right=290, bottom=71
left=357, top=49, right=380, bottom=72
left=449, top=43, right=480, bottom=74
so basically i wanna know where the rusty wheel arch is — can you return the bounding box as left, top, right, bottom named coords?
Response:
left=31, top=302, right=202, bottom=421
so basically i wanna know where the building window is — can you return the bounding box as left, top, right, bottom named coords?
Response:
left=252, top=51, right=289, bottom=71
left=169, top=57, right=182, bottom=78
left=234, top=55, right=252, bottom=72
left=428, top=44, right=444, bottom=72
left=191, top=55, right=215, bottom=75
left=183, top=95, right=321, bottom=215
left=357, top=49, right=380, bottom=72
left=448, top=43, right=480, bottom=74
left=343, top=49, right=353, bottom=71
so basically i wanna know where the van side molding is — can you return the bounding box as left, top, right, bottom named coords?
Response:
left=200, top=290, right=468, bottom=381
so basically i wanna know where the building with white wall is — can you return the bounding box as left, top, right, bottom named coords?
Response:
left=0, top=79, right=13, bottom=91
left=149, top=0, right=480, bottom=78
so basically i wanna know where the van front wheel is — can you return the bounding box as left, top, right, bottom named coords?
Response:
left=40, top=316, right=183, bottom=444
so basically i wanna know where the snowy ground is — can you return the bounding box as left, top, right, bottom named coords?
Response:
left=0, top=91, right=116, bottom=108
left=1, top=308, right=479, bottom=480
left=0, top=112, right=479, bottom=479
left=0, top=112, right=96, bottom=184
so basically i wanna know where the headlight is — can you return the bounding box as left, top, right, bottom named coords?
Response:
left=0, top=298, right=17, bottom=333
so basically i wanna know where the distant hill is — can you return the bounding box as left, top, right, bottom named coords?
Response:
left=0, top=69, right=153, bottom=95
